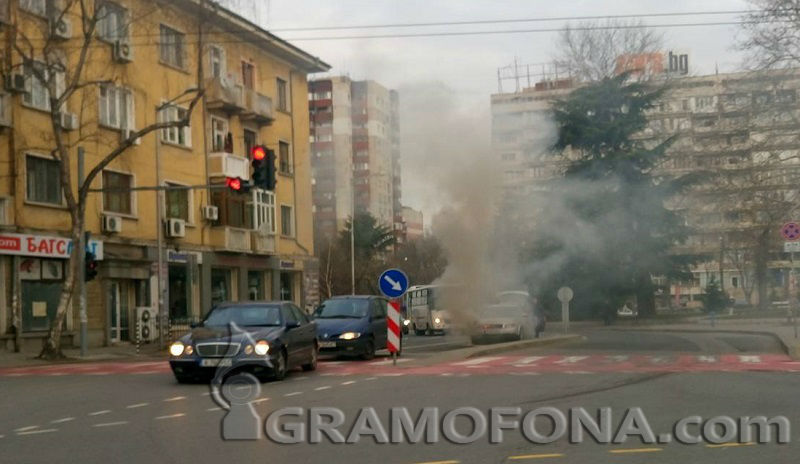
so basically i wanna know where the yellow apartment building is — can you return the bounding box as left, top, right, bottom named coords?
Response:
left=0, top=0, right=329, bottom=350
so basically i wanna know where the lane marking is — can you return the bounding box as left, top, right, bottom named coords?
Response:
left=14, top=426, right=39, bottom=432
left=164, top=396, right=186, bottom=402
left=554, top=356, right=589, bottom=364
left=93, top=421, right=129, bottom=428
left=314, top=386, right=332, bottom=391
left=285, top=391, right=303, bottom=397
left=706, top=442, right=755, bottom=448
left=608, top=448, right=663, bottom=454
left=341, top=381, right=356, bottom=385
left=252, top=398, right=270, bottom=404
left=365, top=377, right=378, bottom=381
left=201, top=392, right=211, bottom=396
left=126, top=403, right=149, bottom=409
left=89, top=410, right=111, bottom=416
left=412, top=461, right=460, bottom=464
left=207, top=407, right=222, bottom=412
left=511, top=356, right=546, bottom=366
left=48, top=372, right=66, bottom=376
left=51, top=417, right=75, bottom=424
left=453, top=356, right=503, bottom=366
left=16, top=429, right=58, bottom=436
left=155, top=413, right=186, bottom=420
left=508, top=453, right=565, bottom=460
left=378, top=373, right=404, bottom=377
left=87, top=372, right=110, bottom=376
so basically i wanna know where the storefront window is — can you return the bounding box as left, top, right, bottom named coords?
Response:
left=248, top=271, right=264, bottom=300
left=211, top=268, right=231, bottom=307
left=280, top=272, right=293, bottom=302
left=168, top=265, right=188, bottom=319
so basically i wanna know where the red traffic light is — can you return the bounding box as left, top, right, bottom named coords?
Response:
left=226, top=177, right=242, bottom=191
left=251, top=145, right=266, bottom=161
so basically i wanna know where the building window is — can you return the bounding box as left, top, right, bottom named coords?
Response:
left=20, top=0, right=46, bottom=16
left=248, top=271, right=264, bottom=300
left=23, top=62, right=63, bottom=112
left=165, top=182, right=190, bottom=221
left=253, top=189, right=276, bottom=234
left=277, top=78, right=288, bottom=112
left=211, top=190, right=251, bottom=229
left=280, top=272, right=293, bottom=301
left=242, top=61, right=255, bottom=90
left=209, top=45, right=225, bottom=79
left=211, top=268, right=231, bottom=307
left=99, top=85, right=135, bottom=130
left=159, top=104, right=192, bottom=147
left=210, top=116, right=230, bottom=152
left=26, top=155, right=62, bottom=205
left=279, top=141, right=291, bottom=174
left=98, top=2, right=129, bottom=42
left=159, top=24, right=185, bottom=69
left=280, top=205, right=293, bottom=237
left=244, top=129, right=257, bottom=155
left=102, top=170, right=133, bottom=215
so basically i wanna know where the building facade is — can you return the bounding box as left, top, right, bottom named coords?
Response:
left=402, top=206, right=424, bottom=241
left=491, top=65, right=800, bottom=308
left=0, top=0, right=329, bottom=351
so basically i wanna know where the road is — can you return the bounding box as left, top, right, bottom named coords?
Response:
left=1, top=329, right=798, bottom=464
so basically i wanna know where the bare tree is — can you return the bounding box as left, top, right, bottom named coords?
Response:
left=554, top=19, right=664, bottom=82
left=739, top=0, right=800, bottom=70
left=5, top=0, right=207, bottom=358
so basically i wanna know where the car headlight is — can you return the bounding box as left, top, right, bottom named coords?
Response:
left=244, top=344, right=254, bottom=355
left=434, top=317, right=442, bottom=324
left=403, top=319, right=411, bottom=326
left=254, top=340, right=270, bottom=356
left=184, top=345, right=194, bottom=355
left=339, top=332, right=361, bottom=340
left=169, top=341, right=185, bottom=357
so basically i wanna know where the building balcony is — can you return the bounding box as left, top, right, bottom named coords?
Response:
left=205, top=77, right=244, bottom=113
left=241, top=88, right=274, bottom=125
left=209, top=227, right=251, bottom=253
left=208, top=152, right=250, bottom=180
left=251, top=231, right=276, bottom=255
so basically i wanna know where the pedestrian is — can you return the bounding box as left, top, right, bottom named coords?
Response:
left=532, top=296, right=546, bottom=338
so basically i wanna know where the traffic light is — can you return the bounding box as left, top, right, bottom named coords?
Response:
left=225, top=176, right=250, bottom=194
left=265, top=148, right=277, bottom=191
left=85, top=251, right=98, bottom=282
left=250, top=145, right=277, bottom=191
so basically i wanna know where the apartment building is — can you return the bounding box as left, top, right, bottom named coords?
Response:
left=0, top=0, right=329, bottom=350
left=491, top=65, right=800, bottom=307
left=308, top=77, right=401, bottom=242
left=402, top=206, right=424, bottom=241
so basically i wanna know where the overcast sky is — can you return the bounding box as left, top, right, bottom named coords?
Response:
left=239, top=0, right=754, bottom=218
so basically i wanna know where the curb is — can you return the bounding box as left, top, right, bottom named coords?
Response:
left=465, top=334, right=585, bottom=358
left=608, top=326, right=800, bottom=360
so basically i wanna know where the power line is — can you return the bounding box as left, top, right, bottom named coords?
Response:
left=270, top=10, right=753, bottom=32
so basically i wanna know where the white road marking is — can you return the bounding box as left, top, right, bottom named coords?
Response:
left=48, top=372, right=67, bottom=376
left=365, top=377, right=378, bottom=381
left=93, top=421, right=129, bottom=428
left=378, top=373, right=404, bottom=377
left=341, top=381, right=357, bottom=385
left=87, top=372, right=110, bottom=376
left=207, top=407, right=222, bottom=412
left=511, top=356, right=545, bottom=366
left=0, top=434, right=4, bottom=438
left=17, top=429, right=57, bottom=436
left=697, top=356, right=718, bottom=363
left=14, top=426, right=39, bottom=432
left=51, top=417, right=75, bottom=424
left=164, top=396, right=186, bottom=402
left=739, top=356, right=762, bottom=363
left=89, top=410, right=111, bottom=416
left=285, top=392, right=303, bottom=397
left=555, top=356, right=589, bottom=364
left=314, top=386, right=332, bottom=391
left=370, top=358, right=411, bottom=366
left=6, top=373, right=26, bottom=377
left=126, top=403, right=149, bottom=409
left=510, top=372, right=541, bottom=376
left=134, top=371, right=160, bottom=375
left=440, top=373, right=454, bottom=377
left=155, top=413, right=186, bottom=420
left=293, top=376, right=310, bottom=380
left=252, top=398, right=270, bottom=404
left=453, top=357, right=503, bottom=366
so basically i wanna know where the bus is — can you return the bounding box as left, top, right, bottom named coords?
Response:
left=405, top=284, right=461, bottom=335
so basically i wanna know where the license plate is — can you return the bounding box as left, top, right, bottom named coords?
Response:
left=319, top=341, right=336, bottom=348
left=200, top=358, right=233, bottom=367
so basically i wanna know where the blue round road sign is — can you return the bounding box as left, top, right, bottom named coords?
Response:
left=379, top=269, right=409, bottom=299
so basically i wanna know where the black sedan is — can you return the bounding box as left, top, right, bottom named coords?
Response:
left=168, top=302, right=318, bottom=383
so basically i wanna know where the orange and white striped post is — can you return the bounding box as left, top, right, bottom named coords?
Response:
left=387, top=300, right=402, bottom=365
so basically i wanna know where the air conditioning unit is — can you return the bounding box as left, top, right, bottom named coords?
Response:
left=135, top=307, right=158, bottom=342
left=113, top=40, right=134, bottom=63
left=121, top=128, right=141, bottom=146
left=102, top=214, right=123, bottom=234
left=58, top=111, right=78, bottom=131
left=4, top=72, right=29, bottom=94
left=165, top=218, right=186, bottom=238
left=50, top=18, right=72, bottom=40
left=202, top=205, right=219, bottom=221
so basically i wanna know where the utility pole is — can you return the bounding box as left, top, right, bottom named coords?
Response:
left=351, top=176, right=356, bottom=295
left=719, top=235, right=725, bottom=292
left=77, top=148, right=88, bottom=357
left=156, top=116, right=166, bottom=348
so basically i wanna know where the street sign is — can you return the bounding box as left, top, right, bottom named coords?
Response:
left=557, top=287, right=573, bottom=334
left=557, top=287, right=574, bottom=303
left=782, top=222, right=800, bottom=241
left=378, top=269, right=409, bottom=299
left=387, top=300, right=402, bottom=356
left=786, top=242, right=800, bottom=253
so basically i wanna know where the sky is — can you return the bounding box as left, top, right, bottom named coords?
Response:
left=230, top=0, right=754, bottom=219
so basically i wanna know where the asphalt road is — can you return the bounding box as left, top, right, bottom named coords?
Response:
left=1, top=329, right=798, bottom=464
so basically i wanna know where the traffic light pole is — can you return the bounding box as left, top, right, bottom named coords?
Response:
left=78, top=148, right=88, bottom=357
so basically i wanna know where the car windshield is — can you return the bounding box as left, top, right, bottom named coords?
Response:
left=315, top=299, right=369, bottom=319
left=203, top=305, right=282, bottom=327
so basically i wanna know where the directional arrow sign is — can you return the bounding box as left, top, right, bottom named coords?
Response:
left=379, top=269, right=409, bottom=299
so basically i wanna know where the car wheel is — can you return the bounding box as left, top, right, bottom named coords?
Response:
left=414, top=329, right=425, bottom=336
left=361, top=339, right=376, bottom=360
left=272, top=350, right=288, bottom=381
left=425, top=325, right=433, bottom=336
left=302, top=343, right=318, bottom=372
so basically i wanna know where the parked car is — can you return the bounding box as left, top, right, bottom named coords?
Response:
left=313, top=295, right=398, bottom=359
left=168, top=301, right=318, bottom=383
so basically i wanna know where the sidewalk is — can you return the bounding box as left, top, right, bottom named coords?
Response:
left=0, top=343, right=166, bottom=368
left=613, top=317, right=800, bottom=360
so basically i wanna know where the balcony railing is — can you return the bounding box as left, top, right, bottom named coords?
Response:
left=251, top=231, right=276, bottom=255
left=209, top=227, right=250, bottom=253
left=241, top=88, right=274, bottom=125
left=208, top=152, right=249, bottom=180
left=205, top=77, right=244, bottom=113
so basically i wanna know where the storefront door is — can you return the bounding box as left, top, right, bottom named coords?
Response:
left=109, top=281, right=131, bottom=342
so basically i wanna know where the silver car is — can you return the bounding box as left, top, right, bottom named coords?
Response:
left=471, top=298, right=536, bottom=344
